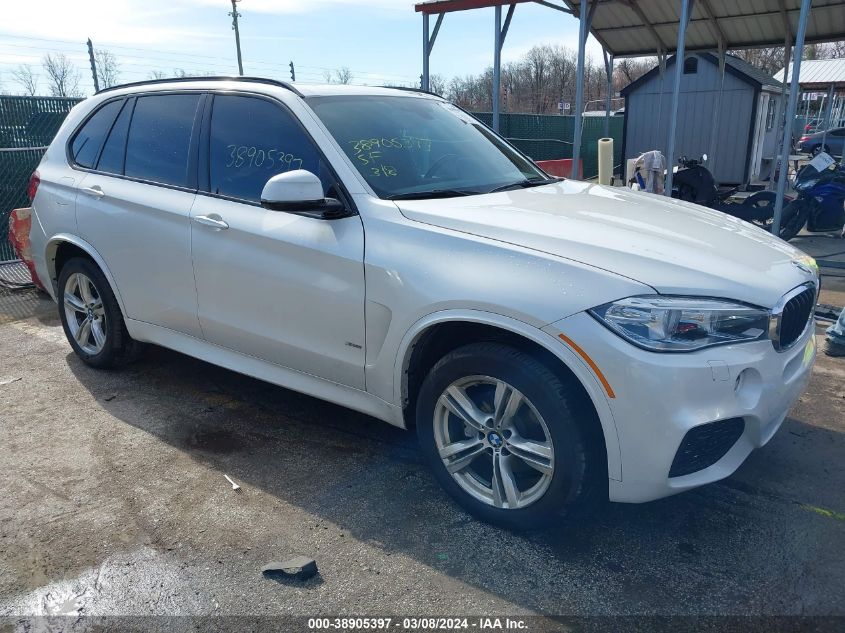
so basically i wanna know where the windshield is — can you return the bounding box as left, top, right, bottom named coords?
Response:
left=306, top=95, right=552, bottom=199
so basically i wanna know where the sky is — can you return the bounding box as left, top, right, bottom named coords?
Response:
left=0, top=0, right=605, bottom=96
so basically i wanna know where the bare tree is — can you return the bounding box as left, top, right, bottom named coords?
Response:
left=616, top=58, right=652, bottom=86
left=428, top=73, right=447, bottom=95
left=335, top=67, right=353, bottom=85
left=819, top=40, right=845, bottom=58
left=149, top=70, right=167, bottom=80
left=42, top=53, right=81, bottom=97
left=322, top=69, right=334, bottom=83
left=731, top=41, right=845, bottom=75
left=731, top=47, right=789, bottom=76
left=94, top=49, right=120, bottom=88
left=11, top=65, right=39, bottom=96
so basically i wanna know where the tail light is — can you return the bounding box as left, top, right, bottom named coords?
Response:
left=799, top=135, right=809, bottom=142
left=27, top=171, right=40, bottom=202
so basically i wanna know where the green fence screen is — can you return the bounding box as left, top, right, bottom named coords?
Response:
left=471, top=112, right=624, bottom=179
left=0, top=96, right=82, bottom=261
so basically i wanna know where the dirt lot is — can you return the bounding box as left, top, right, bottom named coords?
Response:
left=0, top=235, right=843, bottom=627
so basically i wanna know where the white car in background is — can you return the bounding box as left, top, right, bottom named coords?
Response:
left=27, top=78, right=818, bottom=529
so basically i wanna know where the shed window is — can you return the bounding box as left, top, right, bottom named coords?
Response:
left=683, top=57, right=698, bottom=74
left=766, top=97, right=777, bottom=131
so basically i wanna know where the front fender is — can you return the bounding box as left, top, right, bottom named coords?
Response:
left=393, top=309, right=622, bottom=481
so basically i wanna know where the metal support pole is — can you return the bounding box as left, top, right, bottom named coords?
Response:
left=603, top=49, right=614, bottom=138
left=707, top=51, right=725, bottom=177
left=422, top=13, right=430, bottom=91
left=571, top=0, right=594, bottom=179
left=820, top=83, right=835, bottom=151
left=769, top=43, right=791, bottom=190
left=656, top=54, right=666, bottom=151
left=229, top=0, right=244, bottom=76
left=86, top=38, right=99, bottom=93
left=493, top=5, right=502, bottom=132
left=664, top=0, right=693, bottom=197
left=422, top=13, right=444, bottom=91
left=773, top=0, right=813, bottom=238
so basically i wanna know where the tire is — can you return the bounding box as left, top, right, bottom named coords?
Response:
left=778, top=199, right=811, bottom=241
left=57, top=257, right=145, bottom=368
left=741, top=191, right=776, bottom=229
left=811, top=145, right=829, bottom=157
left=416, top=342, right=604, bottom=530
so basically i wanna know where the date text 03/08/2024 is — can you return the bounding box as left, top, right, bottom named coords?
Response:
left=307, top=617, right=530, bottom=630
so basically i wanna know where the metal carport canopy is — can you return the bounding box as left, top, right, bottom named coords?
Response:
left=560, top=0, right=845, bottom=57
left=415, top=0, right=845, bottom=237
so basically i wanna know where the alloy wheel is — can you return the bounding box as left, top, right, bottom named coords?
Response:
left=433, top=375, right=555, bottom=510
left=63, top=272, right=107, bottom=355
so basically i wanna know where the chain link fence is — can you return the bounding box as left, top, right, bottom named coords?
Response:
left=1, top=96, right=82, bottom=261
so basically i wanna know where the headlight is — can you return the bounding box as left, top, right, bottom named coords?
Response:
left=589, top=296, right=770, bottom=352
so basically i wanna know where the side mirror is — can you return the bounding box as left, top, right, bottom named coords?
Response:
left=260, top=170, right=350, bottom=219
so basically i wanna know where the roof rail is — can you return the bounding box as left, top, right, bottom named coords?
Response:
left=96, top=76, right=304, bottom=97
left=380, top=85, right=444, bottom=99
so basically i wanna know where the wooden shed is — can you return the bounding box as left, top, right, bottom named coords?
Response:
left=621, top=53, right=784, bottom=185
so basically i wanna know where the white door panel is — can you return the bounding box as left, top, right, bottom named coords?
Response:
left=76, top=173, right=201, bottom=337
left=191, top=196, right=366, bottom=389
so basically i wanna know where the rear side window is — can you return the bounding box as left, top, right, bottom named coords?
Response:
left=207, top=94, right=331, bottom=203
left=70, top=100, right=123, bottom=169
left=96, top=99, right=133, bottom=175
left=124, top=94, right=200, bottom=187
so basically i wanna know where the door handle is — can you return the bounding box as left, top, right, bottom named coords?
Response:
left=193, top=214, right=229, bottom=230
left=80, top=186, right=105, bottom=198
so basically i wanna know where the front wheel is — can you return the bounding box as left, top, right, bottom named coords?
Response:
left=777, top=199, right=811, bottom=241
left=416, top=342, right=603, bottom=530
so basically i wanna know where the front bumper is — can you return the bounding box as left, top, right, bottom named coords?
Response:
left=544, top=310, right=816, bottom=503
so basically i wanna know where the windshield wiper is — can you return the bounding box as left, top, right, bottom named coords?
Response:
left=488, top=178, right=557, bottom=193
left=386, top=189, right=480, bottom=201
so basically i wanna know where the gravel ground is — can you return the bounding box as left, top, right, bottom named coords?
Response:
left=0, top=241, right=843, bottom=628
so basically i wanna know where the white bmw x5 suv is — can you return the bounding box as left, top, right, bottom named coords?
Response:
left=28, top=78, right=818, bottom=529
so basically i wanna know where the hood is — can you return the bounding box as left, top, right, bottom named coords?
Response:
left=395, top=180, right=815, bottom=308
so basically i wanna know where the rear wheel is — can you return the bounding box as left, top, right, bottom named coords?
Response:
left=416, top=342, right=603, bottom=530
left=812, top=144, right=829, bottom=157
left=58, top=257, right=145, bottom=368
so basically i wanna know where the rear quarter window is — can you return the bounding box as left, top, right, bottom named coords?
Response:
left=70, top=99, right=123, bottom=169
left=96, top=99, right=133, bottom=175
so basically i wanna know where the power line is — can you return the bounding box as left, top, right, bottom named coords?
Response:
left=0, top=33, right=421, bottom=81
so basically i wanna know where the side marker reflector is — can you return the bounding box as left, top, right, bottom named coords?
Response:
left=558, top=333, right=616, bottom=399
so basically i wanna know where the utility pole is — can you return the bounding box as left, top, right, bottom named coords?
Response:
left=87, top=38, right=99, bottom=92
left=289, top=61, right=296, bottom=82
left=229, top=0, right=244, bottom=76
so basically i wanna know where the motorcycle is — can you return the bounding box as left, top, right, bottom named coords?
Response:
left=778, top=153, right=845, bottom=241
left=670, top=154, right=782, bottom=232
